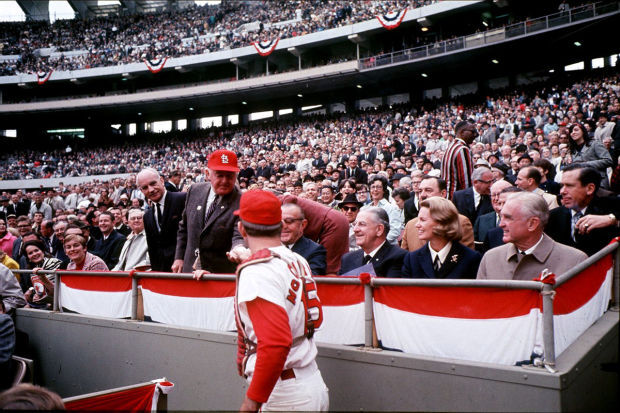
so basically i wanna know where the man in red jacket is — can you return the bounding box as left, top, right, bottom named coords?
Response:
left=233, top=190, right=328, bottom=411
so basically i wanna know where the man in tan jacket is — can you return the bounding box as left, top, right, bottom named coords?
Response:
left=401, top=176, right=474, bottom=251
left=477, top=191, right=586, bottom=280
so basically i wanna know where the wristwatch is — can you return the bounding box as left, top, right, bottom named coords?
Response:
left=607, top=213, right=619, bottom=228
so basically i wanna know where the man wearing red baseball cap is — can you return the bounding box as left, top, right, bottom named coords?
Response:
left=233, top=190, right=329, bottom=412
left=173, top=149, right=249, bottom=274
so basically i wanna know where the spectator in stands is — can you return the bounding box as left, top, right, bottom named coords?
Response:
left=533, top=158, right=561, bottom=195
left=319, top=186, right=338, bottom=209
left=91, top=211, right=126, bottom=269
left=64, top=234, right=108, bottom=271
left=339, top=207, right=406, bottom=277
left=482, top=186, right=523, bottom=253
left=65, top=222, right=96, bottom=252
left=21, top=240, right=62, bottom=308
left=362, top=176, right=403, bottom=244
left=338, top=193, right=363, bottom=252
left=594, top=112, right=615, bottom=142
left=0, top=251, right=18, bottom=272
left=452, top=167, right=494, bottom=227
left=566, top=122, right=613, bottom=186
left=473, top=178, right=513, bottom=251
left=401, top=176, right=474, bottom=251
left=402, top=197, right=481, bottom=279
left=0, top=304, right=16, bottom=390
left=165, top=170, right=182, bottom=192
left=340, top=156, right=368, bottom=184
left=52, top=221, right=69, bottom=264
left=403, top=171, right=423, bottom=223
left=137, top=168, right=186, bottom=273
left=39, top=220, right=60, bottom=256
left=515, top=166, right=559, bottom=210
left=113, top=208, right=150, bottom=271
left=477, top=192, right=586, bottom=280
left=0, top=219, right=16, bottom=257
left=546, top=166, right=620, bottom=256
left=441, top=120, right=476, bottom=199
left=109, top=208, right=131, bottom=237
left=28, top=192, right=52, bottom=221
left=280, top=203, right=326, bottom=276
left=0, top=264, right=26, bottom=316
left=175, top=150, right=246, bottom=274
left=302, top=182, right=319, bottom=202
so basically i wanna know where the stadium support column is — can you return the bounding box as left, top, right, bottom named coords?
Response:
left=240, top=114, right=249, bottom=126
left=18, top=0, right=50, bottom=21
left=122, top=124, right=130, bottom=136
left=172, top=120, right=180, bottom=131
left=345, top=98, right=358, bottom=114
left=189, top=119, right=200, bottom=131
left=137, top=123, right=146, bottom=135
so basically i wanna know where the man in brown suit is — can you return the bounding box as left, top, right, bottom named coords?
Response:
left=401, top=176, right=474, bottom=251
left=477, top=192, right=586, bottom=280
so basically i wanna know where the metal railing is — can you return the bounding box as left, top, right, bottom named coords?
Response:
left=13, top=240, right=619, bottom=371
left=359, top=1, right=620, bottom=70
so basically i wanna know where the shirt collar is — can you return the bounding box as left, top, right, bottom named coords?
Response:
left=428, top=241, right=453, bottom=265
left=367, top=240, right=387, bottom=258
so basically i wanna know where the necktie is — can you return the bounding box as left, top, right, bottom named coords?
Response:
left=204, top=196, right=219, bottom=225
left=155, top=203, right=163, bottom=232
left=433, top=255, right=441, bottom=273
left=572, top=211, right=583, bottom=241
left=363, top=255, right=372, bottom=265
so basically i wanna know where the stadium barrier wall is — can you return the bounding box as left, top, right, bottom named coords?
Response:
left=13, top=239, right=619, bottom=369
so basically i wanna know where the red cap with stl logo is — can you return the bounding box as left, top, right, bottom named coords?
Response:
left=208, top=149, right=240, bottom=172
left=234, top=190, right=282, bottom=225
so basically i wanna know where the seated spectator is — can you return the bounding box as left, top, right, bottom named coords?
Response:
left=91, top=211, right=126, bottom=269
left=566, top=123, right=613, bottom=186
left=339, top=207, right=406, bottom=277
left=65, top=222, right=96, bottom=252
left=338, top=193, right=363, bottom=252
left=64, top=234, right=109, bottom=271
left=391, top=187, right=410, bottom=230
left=0, top=219, right=16, bottom=257
left=319, top=185, right=338, bottom=209
left=452, top=167, right=494, bottom=227
left=482, top=186, right=523, bottom=253
left=401, top=176, right=474, bottom=251
left=402, top=197, right=481, bottom=279
left=533, top=159, right=561, bottom=195
left=474, top=179, right=513, bottom=251
left=279, top=194, right=349, bottom=274
left=362, top=176, right=403, bottom=244
left=0, top=264, right=26, bottom=316
left=0, top=307, right=15, bottom=390
left=280, top=203, right=326, bottom=276
left=11, top=216, right=32, bottom=260
left=477, top=192, right=586, bottom=280
left=546, top=165, right=620, bottom=256
left=516, top=166, right=559, bottom=210
left=21, top=240, right=62, bottom=309
left=112, top=208, right=150, bottom=271
left=0, top=251, right=18, bottom=272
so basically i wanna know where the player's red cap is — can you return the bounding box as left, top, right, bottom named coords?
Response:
left=234, top=190, right=281, bottom=226
left=208, top=149, right=240, bottom=172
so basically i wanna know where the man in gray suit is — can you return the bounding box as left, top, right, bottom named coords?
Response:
left=477, top=192, right=586, bottom=280
left=173, top=150, right=247, bottom=274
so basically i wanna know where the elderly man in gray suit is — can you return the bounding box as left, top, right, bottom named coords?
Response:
left=173, top=150, right=247, bottom=274
left=477, top=192, right=586, bottom=280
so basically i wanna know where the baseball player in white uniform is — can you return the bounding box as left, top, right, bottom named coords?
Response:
left=233, top=189, right=329, bottom=411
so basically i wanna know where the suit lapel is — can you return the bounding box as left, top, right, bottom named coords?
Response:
left=436, top=243, right=461, bottom=278
left=418, top=245, right=435, bottom=278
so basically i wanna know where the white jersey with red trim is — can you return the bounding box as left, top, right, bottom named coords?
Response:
left=237, top=245, right=318, bottom=379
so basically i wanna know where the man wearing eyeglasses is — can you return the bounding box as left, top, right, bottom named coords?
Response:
left=280, top=203, right=326, bottom=276
left=441, top=120, right=478, bottom=199
left=452, top=167, right=494, bottom=227
left=338, top=194, right=363, bottom=252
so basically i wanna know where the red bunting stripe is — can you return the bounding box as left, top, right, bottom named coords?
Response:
left=143, top=57, right=168, bottom=73
left=140, top=278, right=235, bottom=298
left=553, top=253, right=612, bottom=315
left=252, top=38, right=279, bottom=56
left=37, top=69, right=53, bottom=85
left=315, top=281, right=364, bottom=306
left=374, top=286, right=540, bottom=319
left=61, top=274, right=132, bottom=292
left=65, top=383, right=156, bottom=411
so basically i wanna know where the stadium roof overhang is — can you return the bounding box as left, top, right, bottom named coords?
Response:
left=1, top=12, right=618, bottom=129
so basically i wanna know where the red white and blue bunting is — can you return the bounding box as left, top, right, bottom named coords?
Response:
left=376, top=8, right=408, bottom=30
left=252, top=37, right=279, bottom=56
left=143, top=57, right=168, bottom=73
left=36, top=69, right=53, bottom=85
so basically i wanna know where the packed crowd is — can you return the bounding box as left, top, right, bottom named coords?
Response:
left=0, top=0, right=431, bottom=76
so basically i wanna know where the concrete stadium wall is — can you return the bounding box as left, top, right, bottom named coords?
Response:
left=14, top=309, right=618, bottom=411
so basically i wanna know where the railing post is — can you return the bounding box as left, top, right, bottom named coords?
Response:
left=53, top=271, right=60, bottom=312
left=541, top=283, right=556, bottom=370
left=131, top=275, right=138, bottom=321
left=613, top=244, right=620, bottom=310
left=364, top=283, right=374, bottom=348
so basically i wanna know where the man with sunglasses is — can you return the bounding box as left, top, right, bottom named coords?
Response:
left=338, top=194, right=363, bottom=252
left=280, top=203, right=326, bottom=276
